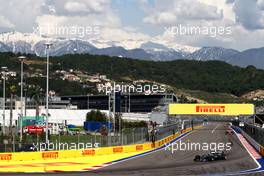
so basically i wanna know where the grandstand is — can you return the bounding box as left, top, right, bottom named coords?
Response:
left=61, top=94, right=177, bottom=112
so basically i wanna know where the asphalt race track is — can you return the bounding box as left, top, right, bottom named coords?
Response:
left=4, top=122, right=261, bottom=176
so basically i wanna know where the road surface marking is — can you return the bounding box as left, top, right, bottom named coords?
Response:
left=226, top=126, right=263, bottom=175
left=212, top=124, right=219, bottom=133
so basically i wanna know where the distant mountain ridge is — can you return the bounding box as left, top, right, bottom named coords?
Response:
left=1, top=32, right=264, bottom=69
left=228, top=47, right=264, bottom=69
left=186, top=47, right=239, bottom=62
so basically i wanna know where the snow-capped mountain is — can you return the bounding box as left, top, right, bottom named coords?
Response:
left=89, top=42, right=184, bottom=61
left=7, top=41, right=33, bottom=54
left=0, top=32, right=98, bottom=56
left=186, top=47, right=239, bottom=61
left=141, top=42, right=174, bottom=52
left=33, top=40, right=96, bottom=56
left=92, top=46, right=153, bottom=60
left=140, top=42, right=183, bottom=61
left=2, top=31, right=264, bottom=69
left=0, top=32, right=188, bottom=60
left=153, top=41, right=200, bottom=55
left=0, top=42, right=11, bottom=52
left=0, top=31, right=44, bottom=46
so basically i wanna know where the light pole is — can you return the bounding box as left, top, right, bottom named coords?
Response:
left=87, top=95, right=89, bottom=109
left=1, top=67, right=7, bottom=135
left=128, top=91, right=131, bottom=113
left=18, top=56, right=26, bottom=142
left=108, top=92, right=111, bottom=144
left=124, top=95, right=127, bottom=112
left=44, top=42, right=53, bottom=143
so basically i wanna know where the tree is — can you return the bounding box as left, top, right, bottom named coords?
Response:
left=30, top=86, right=44, bottom=117
left=86, top=110, right=108, bottom=122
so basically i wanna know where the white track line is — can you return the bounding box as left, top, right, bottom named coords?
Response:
left=212, top=124, right=219, bottom=134
left=226, top=127, right=262, bottom=175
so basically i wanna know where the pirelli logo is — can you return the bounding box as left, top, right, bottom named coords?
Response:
left=82, top=149, right=95, bottom=156
left=113, top=147, right=123, bottom=153
left=42, top=152, right=58, bottom=159
left=0, top=154, right=12, bottom=161
left=136, top=145, right=143, bottom=151
left=196, top=106, right=225, bottom=113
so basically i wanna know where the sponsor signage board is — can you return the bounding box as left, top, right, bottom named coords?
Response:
left=169, top=104, right=254, bottom=116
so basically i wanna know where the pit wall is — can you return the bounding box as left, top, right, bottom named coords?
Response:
left=232, top=126, right=264, bottom=157
left=0, top=125, right=202, bottom=163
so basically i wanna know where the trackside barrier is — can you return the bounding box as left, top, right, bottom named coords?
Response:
left=232, top=126, right=264, bottom=157
left=0, top=125, right=203, bottom=163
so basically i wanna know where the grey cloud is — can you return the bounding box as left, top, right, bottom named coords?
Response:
left=258, top=0, right=264, bottom=10
left=143, top=0, right=223, bottom=25
left=226, top=0, right=235, bottom=4
left=233, top=0, right=264, bottom=30
left=0, top=0, right=45, bottom=32
left=0, top=0, right=115, bottom=33
left=42, top=0, right=109, bottom=16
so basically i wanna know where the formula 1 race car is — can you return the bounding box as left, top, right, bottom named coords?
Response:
left=225, top=129, right=234, bottom=135
left=194, top=151, right=227, bottom=162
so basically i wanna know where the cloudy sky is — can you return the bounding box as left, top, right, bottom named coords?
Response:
left=0, top=0, right=264, bottom=51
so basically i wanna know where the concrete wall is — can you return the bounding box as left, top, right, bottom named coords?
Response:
left=233, top=125, right=264, bottom=157
left=0, top=108, right=110, bottom=126
left=0, top=108, right=152, bottom=126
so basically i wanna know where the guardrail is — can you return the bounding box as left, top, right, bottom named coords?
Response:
left=0, top=124, right=203, bottom=163
left=0, top=127, right=149, bottom=153
left=242, top=123, right=264, bottom=146
left=0, top=121, right=203, bottom=153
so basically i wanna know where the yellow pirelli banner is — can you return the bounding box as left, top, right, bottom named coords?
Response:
left=169, top=104, right=255, bottom=115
